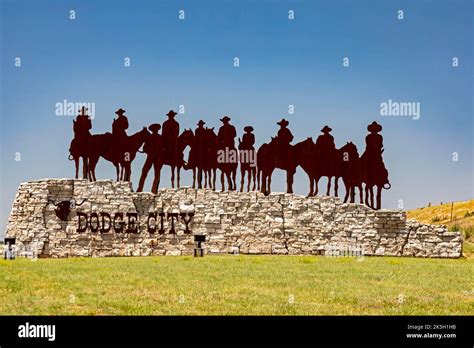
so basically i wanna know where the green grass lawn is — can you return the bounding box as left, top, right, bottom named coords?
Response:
left=0, top=255, right=473, bottom=315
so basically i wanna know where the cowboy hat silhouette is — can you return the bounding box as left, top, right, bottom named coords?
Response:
left=197, top=120, right=206, bottom=126
left=148, top=123, right=161, bottom=133
left=220, top=116, right=231, bottom=123
left=244, top=126, right=254, bottom=132
left=321, top=125, right=332, bottom=133
left=277, top=119, right=289, bottom=127
left=367, top=121, right=382, bottom=133
left=166, top=110, right=178, bottom=118
left=115, top=108, right=126, bottom=116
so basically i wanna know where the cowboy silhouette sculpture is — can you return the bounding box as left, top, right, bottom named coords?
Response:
left=68, top=108, right=391, bottom=210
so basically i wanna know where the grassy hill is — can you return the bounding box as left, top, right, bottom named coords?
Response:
left=407, top=199, right=474, bottom=257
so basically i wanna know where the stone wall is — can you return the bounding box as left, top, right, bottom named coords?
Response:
left=4, top=179, right=463, bottom=258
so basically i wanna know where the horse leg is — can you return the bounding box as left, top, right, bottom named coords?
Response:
left=81, top=156, right=87, bottom=179
left=226, top=172, right=232, bottom=191
left=192, top=168, right=196, bottom=189
left=267, top=172, right=272, bottom=195
left=151, top=162, right=161, bottom=194
left=350, top=185, right=355, bottom=203
left=220, top=171, right=225, bottom=192
left=92, top=160, right=98, bottom=181
left=177, top=166, right=181, bottom=188
left=74, top=157, right=79, bottom=179
left=240, top=167, right=245, bottom=192
left=326, top=176, right=332, bottom=196
left=87, top=161, right=91, bottom=181
left=171, top=166, right=175, bottom=188
left=126, top=164, right=132, bottom=182
left=251, top=168, right=256, bottom=191
left=257, top=170, right=261, bottom=191
left=85, top=156, right=89, bottom=180
left=358, top=185, right=364, bottom=204
left=232, top=170, right=237, bottom=190
left=197, top=168, right=202, bottom=189
left=376, top=185, right=382, bottom=210
left=87, top=156, right=96, bottom=181
left=247, top=170, right=251, bottom=192
left=370, top=187, right=374, bottom=209
left=334, top=177, right=339, bottom=197
left=343, top=179, right=350, bottom=203
left=307, top=175, right=314, bottom=197
left=212, top=168, right=216, bottom=190
left=287, top=170, right=294, bottom=194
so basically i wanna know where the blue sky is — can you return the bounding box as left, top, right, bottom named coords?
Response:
left=1, top=0, right=473, bottom=237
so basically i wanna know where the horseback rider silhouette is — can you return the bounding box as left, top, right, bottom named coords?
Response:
left=186, top=120, right=204, bottom=180
left=193, top=120, right=207, bottom=164
left=315, top=125, right=336, bottom=174
left=112, top=108, right=129, bottom=164
left=217, top=116, right=237, bottom=190
left=74, top=106, right=92, bottom=139
left=162, top=110, right=179, bottom=164
left=69, top=106, right=93, bottom=179
left=112, top=108, right=129, bottom=138
left=275, top=119, right=293, bottom=166
left=365, top=121, right=384, bottom=157
left=189, top=120, right=207, bottom=188
left=137, top=124, right=163, bottom=193
left=240, top=126, right=255, bottom=150
left=217, top=116, right=236, bottom=150
left=363, top=120, right=386, bottom=183
left=239, top=126, right=256, bottom=191
left=361, top=121, right=390, bottom=210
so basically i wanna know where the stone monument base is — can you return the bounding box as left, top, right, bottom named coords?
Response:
left=4, top=179, right=463, bottom=258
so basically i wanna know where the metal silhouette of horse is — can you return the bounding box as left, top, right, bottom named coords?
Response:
left=87, top=127, right=149, bottom=182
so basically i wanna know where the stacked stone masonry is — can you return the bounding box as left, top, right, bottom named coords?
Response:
left=5, top=179, right=463, bottom=258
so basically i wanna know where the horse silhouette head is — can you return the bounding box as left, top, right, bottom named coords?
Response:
left=48, top=199, right=87, bottom=221
left=205, top=127, right=217, bottom=142
left=180, top=129, right=195, bottom=147
left=140, top=126, right=149, bottom=136
left=344, top=141, right=359, bottom=156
